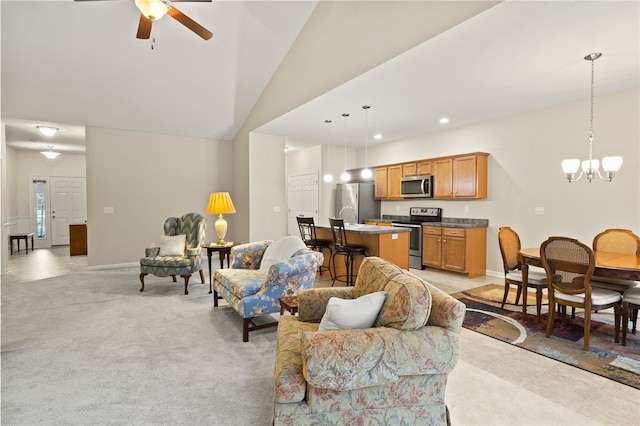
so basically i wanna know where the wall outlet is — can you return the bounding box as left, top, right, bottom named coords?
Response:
left=104, top=207, right=114, bottom=214
left=535, top=207, right=544, bottom=215
left=464, top=206, right=469, bottom=214
left=150, top=243, right=155, bottom=248
left=396, top=205, right=400, bottom=211
left=273, top=206, right=281, bottom=213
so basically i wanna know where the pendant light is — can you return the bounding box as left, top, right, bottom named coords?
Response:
left=340, top=113, right=351, bottom=182
left=561, top=53, right=623, bottom=182
left=360, top=105, right=372, bottom=180
left=322, top=119, right=334, bottom=183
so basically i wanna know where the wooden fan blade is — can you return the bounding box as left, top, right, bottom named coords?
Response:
left=172, top=0, right=212, bottom=2
left=168, top=7, right=213, bottom=40
left=136, top=14, right=153, bottom=39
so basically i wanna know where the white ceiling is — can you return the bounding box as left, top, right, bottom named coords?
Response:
left=2, top=0, right=318, bottom=153
left=2, top=1, right=639, bottom=155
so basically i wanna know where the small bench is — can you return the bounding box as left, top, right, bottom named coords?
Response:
left=9, top=233, right=35, bottom=255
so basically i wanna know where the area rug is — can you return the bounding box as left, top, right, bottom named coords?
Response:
left=453, top=284, right=640, bottom=390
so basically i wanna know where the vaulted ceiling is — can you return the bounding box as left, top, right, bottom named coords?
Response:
left=2, top=1, right=639, bottom=154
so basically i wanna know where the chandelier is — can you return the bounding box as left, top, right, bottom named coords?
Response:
left=561, top=53, right=622, bottom=183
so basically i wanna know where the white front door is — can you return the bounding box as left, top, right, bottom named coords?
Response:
left=50, top=177, right=87, bottom=246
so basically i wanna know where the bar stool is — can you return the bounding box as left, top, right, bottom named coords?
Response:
left=297, top=216, right=333, bottom=280
left=621, top=287, right=640, bottom=346
left=329, top=218, right=366, bottom=286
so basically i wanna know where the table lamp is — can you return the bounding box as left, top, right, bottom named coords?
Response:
left=206, top=192, right=236, bottom=245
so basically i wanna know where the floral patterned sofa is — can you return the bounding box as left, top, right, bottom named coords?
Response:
left=273, top=256, right=466, bottom=425
left=214, top=237, right=324, bottom=342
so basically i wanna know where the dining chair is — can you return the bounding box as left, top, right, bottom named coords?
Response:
left=540, top=236, right=622, bottom=351
left=297, top=216, right=333, bottom=279
left=592, top=228, right=640, bottom=337
left=329, top=217, right=366, bottom=286
left=498, top=227, right=547, bottom=319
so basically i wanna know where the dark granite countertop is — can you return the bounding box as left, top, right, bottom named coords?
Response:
left=315, top=223, right=410, bottom=234
left=366, top=216, right=489, bottom=229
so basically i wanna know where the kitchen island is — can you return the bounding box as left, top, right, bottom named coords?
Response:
left=314, top=223, right=410, bottom=282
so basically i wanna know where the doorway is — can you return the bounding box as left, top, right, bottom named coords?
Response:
left=31, top=176, right=87, bottom=248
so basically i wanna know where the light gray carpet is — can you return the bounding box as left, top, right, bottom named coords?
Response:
left=1, top=268, right=277, bottom=425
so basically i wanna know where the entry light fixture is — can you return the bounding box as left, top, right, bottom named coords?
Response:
left=135, top=0, right=169, bottom=21
left=37, top=126, right=58, bottom=137
left=41, top=146, right=61, bottom=160
left=206, top=192, right=236, bottom=245
left=561, top=53, right=622, bottom=183
left=340, top=113, right=351, bottom=182
left=360, top=105, right=373, bottom=180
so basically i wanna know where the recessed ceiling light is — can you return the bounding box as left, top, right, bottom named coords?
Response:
left=374, top=133, right=383, bottom=140
left=439, top=117, right=450, bottom=125
left=37, top=126, right=59, bottom=137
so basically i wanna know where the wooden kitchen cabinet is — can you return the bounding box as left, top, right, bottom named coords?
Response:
left=364, top=221, right=392, bottom=226
left=433, top=153, right=488, bottom=199
left=375, top=165, right=402, bottom=200
left=422, top=226, right=486, bottom=278
left=416, top=160, right=432, bottom=176
left=403, top=163, right=417, bottom=177
left=433, top=158, right=453, bottom=198
left=374, top=167, right=388, bottom=199
left=388, top=164, right=403, bottom=199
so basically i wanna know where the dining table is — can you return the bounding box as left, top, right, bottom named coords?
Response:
left=518, top=247, right=640, bottom=320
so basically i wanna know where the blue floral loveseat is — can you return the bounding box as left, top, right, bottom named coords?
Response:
left=213, top=237, right=324, bottom=342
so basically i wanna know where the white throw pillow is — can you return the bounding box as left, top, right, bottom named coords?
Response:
left=258, top=236, right=307, bottom=274
left=319, top=291, right=388, bottom=331
left=159, top=234, right=186, bottom=256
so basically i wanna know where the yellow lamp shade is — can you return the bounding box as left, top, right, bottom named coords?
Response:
left=206, top=192, right=236, bottom=245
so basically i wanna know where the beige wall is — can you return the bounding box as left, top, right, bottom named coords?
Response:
left=248, top=132, right=287, bottom=241
left=85, top=127, right=232, bottom=267
left=5, top=148, right=86, bottom=218
left=230, top=1, right=498, bottom=243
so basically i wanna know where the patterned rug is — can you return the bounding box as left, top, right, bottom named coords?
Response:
left=453, top=284, right=640, bottom=390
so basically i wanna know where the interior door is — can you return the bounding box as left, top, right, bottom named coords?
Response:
left=50, top=177, right=87, bottom=246
left=287, top=172, right=319, bottom=236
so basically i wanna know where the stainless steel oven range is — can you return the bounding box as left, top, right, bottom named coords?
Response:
left=392, top=207, right=442, bottom=269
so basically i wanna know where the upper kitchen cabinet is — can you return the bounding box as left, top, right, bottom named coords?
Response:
left=403, top=160, right=432, bottom=177
left=374, top=152, right=488, bottom=200
left=416, top=160, right=433, bottom=176
left=434, top=153, right=488, bottom=199
left=375, top=164, right=403, bottom=200
left=374, top=167, right=388, bottom=199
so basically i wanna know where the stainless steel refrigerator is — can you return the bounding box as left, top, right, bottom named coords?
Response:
left=335, top=183, right=381, bottom=224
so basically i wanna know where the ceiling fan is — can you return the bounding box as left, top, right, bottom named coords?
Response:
left=74, top=0, right=213, bottom=40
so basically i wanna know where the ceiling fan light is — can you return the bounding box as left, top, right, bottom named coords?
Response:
left=135, top=0, right=168, bottom=21
left=37, top=126, right=58, bottom=137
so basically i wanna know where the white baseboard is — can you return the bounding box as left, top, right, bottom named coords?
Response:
left=87, top=262, right=139, bottom=271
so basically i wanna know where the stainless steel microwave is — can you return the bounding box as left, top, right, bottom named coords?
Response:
left=400, top=175, right=433, bottom=198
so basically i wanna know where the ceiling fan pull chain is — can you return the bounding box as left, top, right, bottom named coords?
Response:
left=151, top=37, right=156, bottom=50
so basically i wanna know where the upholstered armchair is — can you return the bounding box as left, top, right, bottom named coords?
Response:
left=140, top=212, right=207, bottom=295
left=214, top=236, right=324, bottom=342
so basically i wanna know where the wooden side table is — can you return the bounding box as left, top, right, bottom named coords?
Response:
left=279, top=295, right=298, bottom=315
left=202, top=242, right=240, bottom=294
